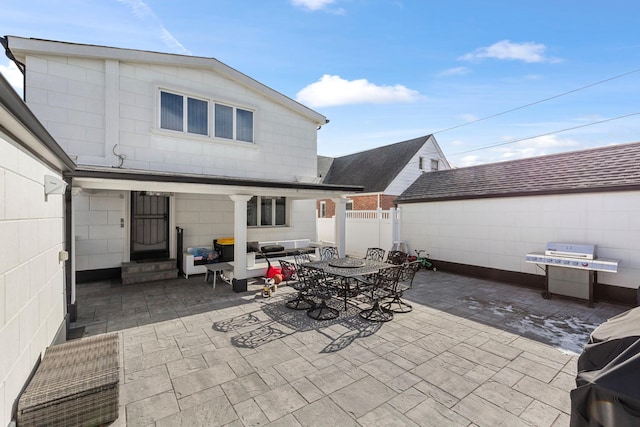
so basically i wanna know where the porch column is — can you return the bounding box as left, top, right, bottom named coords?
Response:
left=333, top=197, right=347, bottom=257
left=229, top=195, right=252, bottom=286
left=69, top=188, right=79, bottom=321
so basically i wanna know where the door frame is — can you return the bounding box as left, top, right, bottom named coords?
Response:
left=129, top=191, right=171, bottom=261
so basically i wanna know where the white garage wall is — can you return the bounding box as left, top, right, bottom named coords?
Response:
left=0, top=130, right=67, bottom=426
left=399, top=191, right=640, bottom=289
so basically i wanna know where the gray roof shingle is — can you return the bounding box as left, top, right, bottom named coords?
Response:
left=320, top=135, right=431, bottom=192
left=396, top=141, right=640, bottom=203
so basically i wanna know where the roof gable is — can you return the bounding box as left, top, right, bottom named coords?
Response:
left=321, top=135, right=431, bottom=192
left=397, top=142, right=640, bottom=203
left=5, top=36, right=326, bottom=125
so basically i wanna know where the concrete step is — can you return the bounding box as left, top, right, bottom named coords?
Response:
left=121, top=259, right=178, bottom=285
left=121, top=259, right=176, bottom=275
left=121, top=268, right=178, bottom=285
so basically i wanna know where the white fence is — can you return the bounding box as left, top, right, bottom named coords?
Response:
left=317, top=208, right=400, bottom=257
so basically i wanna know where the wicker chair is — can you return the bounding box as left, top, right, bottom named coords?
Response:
left=280, top=259, right=315, bottom=311
left=364, top=247, right=386, bottom=262
left=386, top=250, right=408, bottom=265
left=381, top=261, right=420, bottom=313
left=299, top=264, right=339, bottom=321
left=359, top=265, right=403, bottom=322
left=319, top=246, right=339, bottom=261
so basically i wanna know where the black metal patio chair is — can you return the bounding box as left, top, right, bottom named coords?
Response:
left=293, top=250, right=312, bottom=265
left=298, top=264, right=339, bottom=321
left=364, top=247, right=386, bottom=262
left=279, top=259, right=316, bottom=311
left=359, top=264, right=403, bottom=322
left=386, top=250, right=408, bottom=265
left=380, top=260, right=420, bottom=313
left=318, top=246, right=338, bottom=261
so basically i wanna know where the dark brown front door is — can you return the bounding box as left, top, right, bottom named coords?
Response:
left=130, top=191, right=169, bottom=260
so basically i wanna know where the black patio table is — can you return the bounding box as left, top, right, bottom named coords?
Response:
left=306, top=258, right=395, bottom=310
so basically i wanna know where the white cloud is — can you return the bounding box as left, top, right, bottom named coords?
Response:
left=459, top=114, right=478, bottom=123
left=459, top=40, right=558, bottom=63
left=291, top=0, right=336, bottom=11
left=296, top=74, right=421, bottom=108
left=117, top=0, right=191, bottom=55
left=0, top=60, right=24, bottom=96
left=436, top=67, right=471, bottom=77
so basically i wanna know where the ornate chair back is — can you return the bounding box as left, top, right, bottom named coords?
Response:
left=278, top=259, right=297, bottom=286
left=386, top=250, right=408, bottom=265
left=364, top=247, right=386, bottom=262
left=294, top=250, right=311, bottom=266
left=374, top=265, right=403, bottom=291
left=319, top=246, right=339, bottom=261
left=399, top=261, right=421, bottom=289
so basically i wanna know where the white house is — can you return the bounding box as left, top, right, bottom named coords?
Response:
left=0, top=72, right=75, bottom=427
left=4, top=36, right=360, bottom=319
left=396, top=142, right=640, bottom=306
left=317, top=134, right=450, bottom=216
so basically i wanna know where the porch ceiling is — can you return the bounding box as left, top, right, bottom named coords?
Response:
left=67, top=166, right=362, bottom=200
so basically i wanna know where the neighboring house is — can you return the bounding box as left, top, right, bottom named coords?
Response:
left=0, top=73, right=76, bottom=427
left=395, top=142, right=640, bottom=306
left=316, top=135, right=450, bottom=217
left=4, top=36, right=361, bottom=312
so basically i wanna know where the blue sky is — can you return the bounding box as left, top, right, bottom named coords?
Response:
left=2, top=0, right=639, bottom=167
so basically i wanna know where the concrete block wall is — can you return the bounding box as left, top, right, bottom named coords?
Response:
left=24, top=54, right=320, bottom=182
left=399, top=192, right=640, bottom=289
left=175, top=194, right=235, bottom=250
left=175, top=195, right=317, bottom=252
left=25, top=55, right=106, bottom=158
left=0, top=131, right=66, bottom=426
left=74, top=190, right=126, bottom=271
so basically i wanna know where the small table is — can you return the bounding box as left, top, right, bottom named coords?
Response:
left=205, top=262, right=232, bottom=289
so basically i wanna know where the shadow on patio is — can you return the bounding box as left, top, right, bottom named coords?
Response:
left=72, top=269, right=631, bottom=426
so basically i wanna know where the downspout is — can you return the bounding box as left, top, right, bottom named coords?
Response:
left=64, top=177, right=76, bottom=323
left=1, top=36, right=26, bottom=97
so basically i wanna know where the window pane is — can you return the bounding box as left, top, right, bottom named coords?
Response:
left=275, top=197, right=286, bottom=225
left=261, top=198, right=273, bottom=226
left=247, top=196, right=258, bottom=226
left=188, top=97, right=208, bottom=135
left=160, top=91, right=183, bottom=131
left=236, top=109, right=254, bottom=142
left=215, top=104, right=233, bottom=139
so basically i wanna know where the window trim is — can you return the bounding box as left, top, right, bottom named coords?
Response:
left=319, top=201, right=326, bottom=218
left=431, top=158, right=439, bottom=171
left=248, top=196, right=288, bottom=227
left=157, top=86, right=255, bottom=144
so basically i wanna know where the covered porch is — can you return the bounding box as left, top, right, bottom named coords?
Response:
left=66, top=165, right=362, bottom=315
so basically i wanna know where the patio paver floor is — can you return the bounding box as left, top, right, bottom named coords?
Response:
left=72, top=270, right=629, bottom=426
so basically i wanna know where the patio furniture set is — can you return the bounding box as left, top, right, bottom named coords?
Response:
left=278, top=247, right=421, bottom=322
